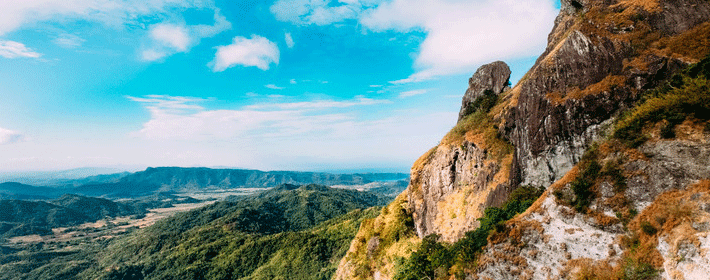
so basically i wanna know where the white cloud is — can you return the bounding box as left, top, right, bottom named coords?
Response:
left=0, top=0, right=230, bottom=61
left=285, top=32, right=295, bottom=48
left=150, top=24, right=190, bottom=51
left=142, top=10, right=232, bottom=62
left=0, top=0, right=211, bottom=36
left=0, top=40, right=41, bottom=59
left=270, top=0, right=377, bottom=25
left=398, top=89, right=428, bottom=98
left=265, top=84, right=285, bottom=90
left=290, top=79, right=297, bottom=84
left=0, top=127, right=23, bottom=144
left=126, top=94, right=452, bottom=170
left=270, top=0, right=557, bottom=83
left=361, top=0, right=557, bottom=82
left=209, top=35, right=280, bottom=72
left=53, top=33, right=85, bottom=48
left=245, top=96, right=390, bottom=110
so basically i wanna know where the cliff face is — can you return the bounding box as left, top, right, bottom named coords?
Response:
left=336, top=0, right=710, bottom=279
left=506, top=0, right=710, bottom=188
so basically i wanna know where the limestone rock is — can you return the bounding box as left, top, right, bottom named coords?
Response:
left=458, top=61, right=511, bottom=121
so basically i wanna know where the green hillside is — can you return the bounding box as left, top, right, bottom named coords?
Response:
left=0, top=184, right=387, bottom=280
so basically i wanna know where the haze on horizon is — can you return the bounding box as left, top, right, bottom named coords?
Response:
left=0, top=0, right=560, bottom=173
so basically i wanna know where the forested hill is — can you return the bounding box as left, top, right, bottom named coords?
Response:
left=0, top=184, right=388, bottom=280
left=0, top=167, right=409, bottom=198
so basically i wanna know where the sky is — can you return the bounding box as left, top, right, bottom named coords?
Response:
left=0, top=0, right=560, bottom=173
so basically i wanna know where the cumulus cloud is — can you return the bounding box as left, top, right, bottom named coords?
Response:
left=270, top=0, right=557, bottom=82
left=141, top=10, right=231, bottom=62
left=362, top=0, right=557, bottom=82
left=209, top=35, right=280, bottom=72
left=0, top=40, right=41, bottom=58
left=53, top=33, right=85, bottom=48
left=285, top=32, right=295, bottom=48
left=0, top=127, right=23, bottom=144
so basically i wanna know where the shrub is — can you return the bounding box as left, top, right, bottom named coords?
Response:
left=640, top=221, right=657, bottom=236
left=614, top=55, right=710, bottom=147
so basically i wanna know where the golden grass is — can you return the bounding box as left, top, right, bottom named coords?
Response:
left=656, top=22, right=710, bottom=61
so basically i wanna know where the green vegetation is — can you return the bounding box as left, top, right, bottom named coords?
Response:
left=614, top=55, right=710, bottom=147
left=393, top=186, right=544, bottom=280
left=620, top=259, right=659, bottom=280
left=460, top=90, right=498, bottom=117
left=0, top=184, right=386, bottom=280
left=0, top=194, right=151, bottom=240
left=570, top=147, right=602, bottom=212
left=639, top=221, right=657, bottom=236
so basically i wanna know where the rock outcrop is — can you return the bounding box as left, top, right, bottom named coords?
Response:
left=458, top=61, right=511, bottom=121
left=336, top=0, right=710, bottom=279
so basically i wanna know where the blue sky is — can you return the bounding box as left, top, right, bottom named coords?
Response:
left=0, top=0, right=559, bottom=173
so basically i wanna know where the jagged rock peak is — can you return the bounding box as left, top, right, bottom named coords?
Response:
left=458, top=61, right=511, bottom=121
left=559, top=0, right=590, bottom=15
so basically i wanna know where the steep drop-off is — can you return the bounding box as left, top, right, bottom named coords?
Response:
left=336, top=0, right=710, bottom=279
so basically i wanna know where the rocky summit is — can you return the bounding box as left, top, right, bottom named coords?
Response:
left=335, top=0, right=710, bottom=279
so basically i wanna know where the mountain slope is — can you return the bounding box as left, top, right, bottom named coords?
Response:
left=335, top=1, right=710, bottom=279
left=43, top=185, right=387, bottom=280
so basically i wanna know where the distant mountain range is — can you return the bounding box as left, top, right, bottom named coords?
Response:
left=0, top=167, right=409, bottom=199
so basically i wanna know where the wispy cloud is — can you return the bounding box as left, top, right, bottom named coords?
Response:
left=290, top=79, right=297, bottom=84
left=0, top=40, right=41, bottom=59
left=209, top=35, right=280, bottom=72
left=53, top=33, right=85, bottom=48
left=126, top=94, right=454, bottom=169
left=0, top=0, right=223, bottom=58
left=398, top=89, right=428, bottom=98
left=245, top=96, right=390, bottom=110
left=285, top=32, right=295, bottom=48
left=270, top=0, right=372, bottom=26
left=265, top=84, right=285, bottom=90
left=0, top=127, right=23, bottom=144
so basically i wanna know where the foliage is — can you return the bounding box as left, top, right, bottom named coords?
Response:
left=0, top=184, right=385, bottom=280
left=614, top=55, right=710, bottom=147
left=620, top=259, right=659, bottom=280
left=393, top=186, right=544, bottom=280
left=461, top=90, right=498, bottom=117
left=639, top=222, right=657, bottom=236
left=0, top=195, right=150, bottom=240
left=94, top=184, right=385, bottom=280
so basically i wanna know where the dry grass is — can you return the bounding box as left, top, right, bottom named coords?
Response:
left=656, top=22, right=710, bottom=61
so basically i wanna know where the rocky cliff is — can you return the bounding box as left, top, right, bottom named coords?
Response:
left=336, top=0, right=710, bottom=279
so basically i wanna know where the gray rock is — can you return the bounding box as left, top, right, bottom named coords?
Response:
left=458, top=61, right=511, bottom=121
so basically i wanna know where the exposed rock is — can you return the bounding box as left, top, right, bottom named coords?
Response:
left=458, top=61, right=511, bottom=121
left=335, top=1, right=710, bottom=278
left=408, top=142, right=509, bottom=241
left=626, top=140, right=710, bottom=211
left=505, top=0, right=710, bottom=188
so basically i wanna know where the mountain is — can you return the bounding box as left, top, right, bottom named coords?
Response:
left=0, top=167, right=409, bottom=198
left=0, top=194, right=147, bottom=239
left=0, top=182, right=61, bottom=200
left=0, top=185, right=388, bottom=280
left=336, top=1, right=710, bottom=279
